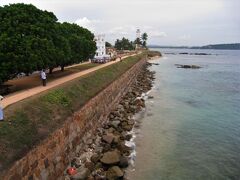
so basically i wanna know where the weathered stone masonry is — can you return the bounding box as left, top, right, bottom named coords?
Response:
left=2, top=57, right=147, bottom=180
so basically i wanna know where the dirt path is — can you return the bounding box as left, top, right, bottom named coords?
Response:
left=4, top=62, right=98, bottom=94
left=2, top=53, right=139, bottom=109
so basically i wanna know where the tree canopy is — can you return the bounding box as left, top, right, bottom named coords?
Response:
left=114, top=38, right=135, bottom=50
left=0, top=3, right=96, bottom=84
left=114, top=32, right=148, bottom=51
left=105, top=41, right=112, bottom=47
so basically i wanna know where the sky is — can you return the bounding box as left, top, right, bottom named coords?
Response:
left=0, top=0, right=240, bottom=46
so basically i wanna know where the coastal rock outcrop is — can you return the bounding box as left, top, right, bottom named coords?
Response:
left=175, top=64, right=202, bottom=69
left=64, top=61, right=156, bottom=179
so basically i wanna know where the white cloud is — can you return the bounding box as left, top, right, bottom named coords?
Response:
left=75, top=17, right=102, bottom=32
left=108, top=25, right=136, bottom=36
left=149, top=31, right=167, bottom=38
left=179, top=34, right=191, bottom=40
left=108, top=27, right=128, bottom=35
left=0, top=0, right=239, bottom=45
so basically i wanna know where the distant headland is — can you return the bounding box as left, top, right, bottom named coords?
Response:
left=148, top=43, right=240, bottom=50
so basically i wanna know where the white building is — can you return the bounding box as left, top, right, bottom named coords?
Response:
left=94, top=34, right=110, bottom=60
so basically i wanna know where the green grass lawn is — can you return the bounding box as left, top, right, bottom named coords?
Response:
left=0, top=52, right=148, bottom=171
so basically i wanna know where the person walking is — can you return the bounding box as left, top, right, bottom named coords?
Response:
left=0, top=95, right=4, bottom=121
left=41, top=69, right=47, bottom=86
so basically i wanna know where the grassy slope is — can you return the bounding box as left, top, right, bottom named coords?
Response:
left=0, top=52, right=147, bottom=170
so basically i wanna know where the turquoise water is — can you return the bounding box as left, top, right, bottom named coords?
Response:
left=128, top=49, right=240, bottom=180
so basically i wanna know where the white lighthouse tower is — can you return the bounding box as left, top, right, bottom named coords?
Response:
left=136, top=29, right=141, bottom=39
left=136, top=29, right=141, bottom=49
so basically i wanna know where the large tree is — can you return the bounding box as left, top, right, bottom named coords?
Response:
left=105, top=41, right=112, bottom=47
left=0, top=3, right=96, bottom=84
left=0, top=3, right=58, bottom=82
left=141, top=32, right=148, bottom=47
left=58, top=22, right=96, bottom=71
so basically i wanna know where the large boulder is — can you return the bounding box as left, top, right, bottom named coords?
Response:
left=106, top=166, right=124, bottom=180
left=100, top=150, right=120, bottom=165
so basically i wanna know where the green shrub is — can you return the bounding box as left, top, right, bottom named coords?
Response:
left=42, top=89, right=70, bottom=107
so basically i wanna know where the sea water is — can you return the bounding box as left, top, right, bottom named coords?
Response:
left=127, top=49, right=240, bottom=180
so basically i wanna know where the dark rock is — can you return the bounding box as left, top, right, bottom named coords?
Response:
left=127, top=119, right=135, bottom=126
left=119, top=156, right=129, bottom=168
left=95, top=162, right=103, bottom=169
left=120, top=121, right=128, bottom=127
left=100, top=150, right=120, bottom=165
left=125, top=134, right=132, bottom=141
left=128, top=105, right=136, bottom=113
left=74, top=157, right=84, bottom=168
left=110, top=120, right=120, bottom=129
left=93, top=168, right=107, bottom=180
left=85, top=161, right=95, bottom=171
left=134, top=98, right=145, bottom=107
left=175, top=64, right=202, bottom=69
left=102, top=134, right=114, bottom=144
left=105, top=127, right=115, bottom=134
left=113, top=111, right=121, bottom=118
left=118, top=143, right=132, bottom=154
left=91, top=154, right=101, bottom=163
left=122, top=124, right=133, bottom=131
left=191, top=53, right=210, bottom=55
left=191, top=65, right=202, bottom=69
left=102, top=143, right=111, bottom=152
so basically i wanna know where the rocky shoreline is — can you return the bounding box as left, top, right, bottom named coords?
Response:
left=64, top=61, right=155, bottom=180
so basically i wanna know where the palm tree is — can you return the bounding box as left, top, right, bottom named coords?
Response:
left=141, top=32, right=148, bottom=47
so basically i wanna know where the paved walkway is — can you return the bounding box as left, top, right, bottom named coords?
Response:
left=2, top=53, right=139, bottom=109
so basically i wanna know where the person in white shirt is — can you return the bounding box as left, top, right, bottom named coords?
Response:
left=41, top=69, right=47, bottom=86
left=0, top=95, right=3, bottom=121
